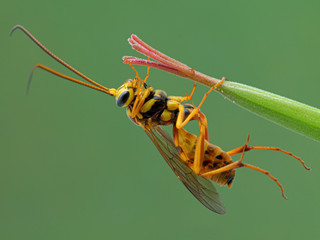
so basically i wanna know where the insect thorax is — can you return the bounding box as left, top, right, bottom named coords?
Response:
left=127, top=88, right=193, bottom=127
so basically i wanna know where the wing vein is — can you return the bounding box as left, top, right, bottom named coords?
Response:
left=143, top=125, right=226, bottom=214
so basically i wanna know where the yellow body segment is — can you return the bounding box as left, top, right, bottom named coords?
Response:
left=160, top=110, right=172, bottom=122
left=166, top=99, right=180, bottom=111
left=140, top=98, right=157, bottom=113
left=177, top=127, right=235, bottom=187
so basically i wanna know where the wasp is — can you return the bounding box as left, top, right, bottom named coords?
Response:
left=11, top=26, right=310, bottom=214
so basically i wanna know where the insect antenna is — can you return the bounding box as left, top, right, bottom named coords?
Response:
left=27, top=64, right=113, bottom=95
left=10, top=25, right=112, bottom=93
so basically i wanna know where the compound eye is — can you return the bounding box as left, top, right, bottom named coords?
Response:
left=116, top=91, right=130, bottom=107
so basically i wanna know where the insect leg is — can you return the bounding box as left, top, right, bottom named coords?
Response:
left=198, top=112, right=209, bottom=141
left=174, top=78, right=224, bottom=174
left=175, top=78, right=225, bottom=130
left=124, top=58, right=141, bottom=81
left=125, top=58, right=154, bottom=118
left=242, top=163, right=287, bottom=199
left=183, top=81, right=197, bottom=101
left=133, top=60, right=151, bottom=111
left=130, top=87, right=153, bottom=118
left=227, top=136, right=310, bottom=170
left=142, top=57, right=150, bottom=85
left=175, top=109, right=209, bottom=174
left=172, top=126, right=190, bottom=163
left=170, top=82, right=197, bottom=103
left=201, top=155, right=288, bottom=199
left=124, top=58, right=143, bottom=98
left=194, top=77, right=225, bottom=110
left=193, top=112, right=211, bottom=174
left=201, top=161, right=243, bottom=178
left=226, top=135, right=250, bottom=159
left=173, top=125, right=180, bottom=147
left=172, top=125, right=205, bottom=173
left=193, top=124, right=206, bottom=174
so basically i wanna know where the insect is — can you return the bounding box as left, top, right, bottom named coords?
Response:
left=11, top=25, right=310, bottom=214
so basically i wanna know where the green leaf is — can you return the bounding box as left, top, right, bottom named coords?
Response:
left=216, top=81, right=320, bottom=142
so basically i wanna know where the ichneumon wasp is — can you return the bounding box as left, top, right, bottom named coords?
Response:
left=11, top=25, right=310, bottom=214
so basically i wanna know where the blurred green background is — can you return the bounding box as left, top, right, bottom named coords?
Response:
left=1, top=0, right=319, bottom=239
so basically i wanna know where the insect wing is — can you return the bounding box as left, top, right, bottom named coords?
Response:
left=144, top=126, right=226, bottom=214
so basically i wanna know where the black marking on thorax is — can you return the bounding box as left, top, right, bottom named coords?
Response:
left=141, top=90, right=167, bottom=119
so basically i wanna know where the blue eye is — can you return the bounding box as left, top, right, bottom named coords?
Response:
left=117, top=91, right=130, bottom=107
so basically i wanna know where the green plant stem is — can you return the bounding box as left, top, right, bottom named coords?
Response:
left=125, top=34, right=320, bottom=142
left=217, top=81, right=320, bottom=141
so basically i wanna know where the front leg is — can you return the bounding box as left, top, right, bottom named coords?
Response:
left=131, top=87, right=153, bottom=118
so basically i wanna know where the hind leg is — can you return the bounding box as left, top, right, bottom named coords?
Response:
left=201, top=137, right=289, bottom=199
left=227, top=136, right=310, bottom=170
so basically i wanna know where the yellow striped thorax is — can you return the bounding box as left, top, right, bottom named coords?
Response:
left=116, top=78, right=198, bottom=130
left=140, top=90, right=167, bottom=117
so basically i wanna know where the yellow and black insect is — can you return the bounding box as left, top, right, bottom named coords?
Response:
left=11, top=25, right=310, bottom=214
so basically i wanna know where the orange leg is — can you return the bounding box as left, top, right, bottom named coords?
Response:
left=173, top=94, right=210, bottom=167
left=142, top=57, right=150, bottom=86
left=169, top=81, right=197, bottom=103
left=173, top=110, right=208, bottom=143
left=173, top=124, right=206, bottom=175
left=126, top=58, right=153, bottom=118
left=172, top=126, right=191, bottom=163
left=125, top=58, right=142, bottom=113
left=176, top=77, right=225, bottom=130
left=182, top=81, right=197, bottom=101
left=131, top=87, right=153, bottom=118
left=173, top=80, right=215, bottom=174
left=201, top=144, right=288, bottom=199
left=202, top=135, right=311, bottom=199
left=193, top=124, right=206, bottom=174
left=242, top=163, right=287, bottom=199
left=132, top=61, right=151, bottom=116
left=135, top=57, right=150, bottom=97
left=125, top=57, right=142, bottom=92
left=198, top=112, right=209, bottom=141
left=125, top=58, right=141, bottom=81
left=227, top=136, right=311, bottom=170
left=174, top=107, right=209, bottom=174
left=173, top=125, right=180, bottom=147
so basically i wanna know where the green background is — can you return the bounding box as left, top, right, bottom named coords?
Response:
left=1, top=0, right=319, bottom=239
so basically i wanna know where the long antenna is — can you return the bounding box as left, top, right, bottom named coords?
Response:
left=27, top=64, right=115, bottom=95
left=10, top=25, right=110, bottom=91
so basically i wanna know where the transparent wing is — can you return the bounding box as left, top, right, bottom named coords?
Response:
left=144, top=125, right=226, bottom=214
